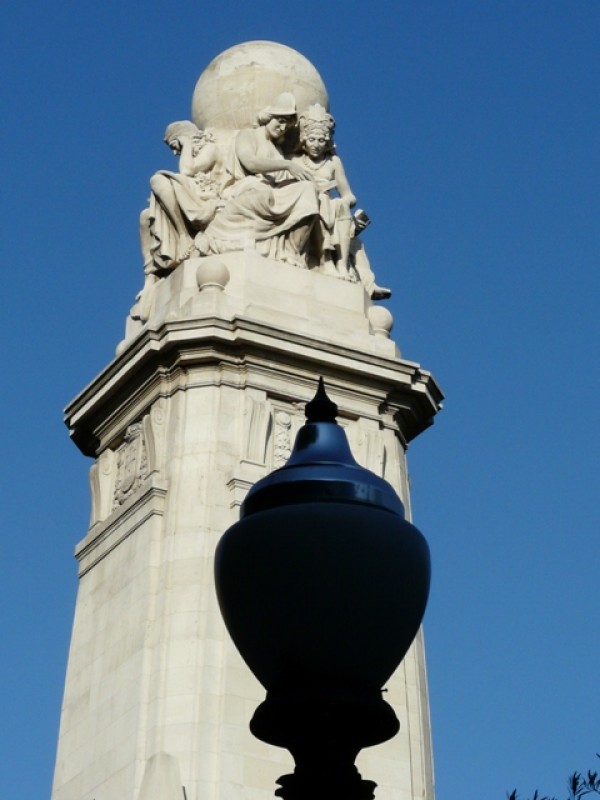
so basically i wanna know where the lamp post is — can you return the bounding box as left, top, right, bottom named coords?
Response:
left=214, top=380, right=431, bottom=800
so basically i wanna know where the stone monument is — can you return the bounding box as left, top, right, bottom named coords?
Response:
left=52, top=40, right=442, bottom=800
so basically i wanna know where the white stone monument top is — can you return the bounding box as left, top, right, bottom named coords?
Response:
left=130, top=41, right=392, bottom=349
left=191, top=41, right=329, bottom=131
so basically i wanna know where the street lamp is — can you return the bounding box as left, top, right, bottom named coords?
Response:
left=214, top=379, right=431, bottom=800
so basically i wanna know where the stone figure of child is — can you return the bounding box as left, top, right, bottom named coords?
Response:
left=293, top=104, right=356, bottom=275
left=293, top=105, right=390, bottom=299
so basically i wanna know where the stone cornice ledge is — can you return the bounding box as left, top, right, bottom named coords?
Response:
left=66, top=314, right=443, bottom=455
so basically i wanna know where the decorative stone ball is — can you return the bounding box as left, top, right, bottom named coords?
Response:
left=192, top=41, right=329, bottom=131
left=367, top=305, right=394, bottom=338
left=195, top=256, right=230, bottom=292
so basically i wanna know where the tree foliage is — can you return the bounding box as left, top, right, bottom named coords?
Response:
left=508, top=756, right=600, bottom=800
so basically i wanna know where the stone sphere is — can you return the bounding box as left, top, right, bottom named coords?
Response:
left=194, top=256, right=230, bottom=292
left=192, top=41, right=329, bottom=130
left=367, top=305, right=394, bottom=338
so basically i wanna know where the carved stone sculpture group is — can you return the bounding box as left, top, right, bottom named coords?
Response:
left=136, top=92, right=390, bottom=319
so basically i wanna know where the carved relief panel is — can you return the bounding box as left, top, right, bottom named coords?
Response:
left=113, top=422, right=148, bottom=507
left=273, top=410, right=293, bottom=468
left=229, top=392, right=305, bottom=508
left=87, top=399, right=166, bottom=528
left=242, top=392, right=272, bottom=466
left=230, top=393, right=408, bottom=509
left=345, top=418, right=386, bottom=477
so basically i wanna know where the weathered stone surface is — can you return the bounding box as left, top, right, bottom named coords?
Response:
left=191, top=41, right=329, bottom=131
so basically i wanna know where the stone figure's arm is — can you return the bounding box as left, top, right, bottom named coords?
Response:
left=236, top=130, right=314, bottom=181
left=178, top=138, right=219, bottom=177
left=332, top=155, right=357, bottom=207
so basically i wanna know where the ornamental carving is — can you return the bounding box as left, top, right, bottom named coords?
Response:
left=273, top=410, right=293, bottom=468
left=113, top=422, right=149, bottom=507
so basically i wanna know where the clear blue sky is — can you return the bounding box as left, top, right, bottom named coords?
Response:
left=1, top=2, right=598, bottom=798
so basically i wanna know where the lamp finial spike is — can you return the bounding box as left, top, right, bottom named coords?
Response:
left=305, top=378, right=338, bottom=423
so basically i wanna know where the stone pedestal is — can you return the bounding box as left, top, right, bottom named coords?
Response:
left=52, top=252, right=442, bottom=800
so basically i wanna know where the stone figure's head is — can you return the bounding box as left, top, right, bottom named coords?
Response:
left=257, top=92, right=298, bottom=141
left=163, top=120, right=213, bottom=155
left=298, top=103, right=335, bottom=159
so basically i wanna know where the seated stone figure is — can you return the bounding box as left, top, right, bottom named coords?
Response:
left=292, top=104, right=356, bottom=275
left=293, top=104, right=391, bottom=300
left=134, top=121, right=223, bottom=320
left=195, top=93, right=320, bottom=267
left=141, top=120, right=222, bottom=273
left=293, top=103, right=391, bottom=300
